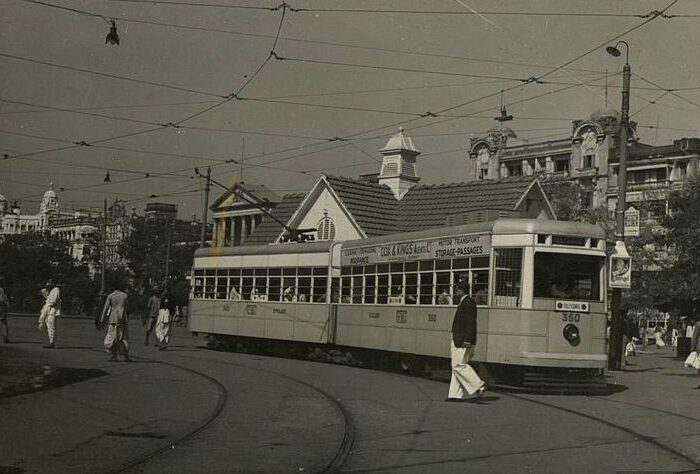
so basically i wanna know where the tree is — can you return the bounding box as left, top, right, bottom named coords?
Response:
left=540, top=178, right=614, bottom=232
left=658, top=176, right=700, bottom=321
left=0, top=233, right=97, bottom=313
left=118, top=217, right=198, bottom=303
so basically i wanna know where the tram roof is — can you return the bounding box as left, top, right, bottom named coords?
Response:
left=342, top=218, right=606, bottom=249
left=194, top=240, right=335, bottom=258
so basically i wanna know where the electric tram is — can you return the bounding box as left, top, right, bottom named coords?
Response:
left=189, top=218, right=608, bottom=391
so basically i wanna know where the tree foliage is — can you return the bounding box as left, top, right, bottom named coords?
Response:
left=0, top=233, right=97, bottom=313
left=657, top=177, right=700, bottom=320
left=118, top=217, right=198, bottom=307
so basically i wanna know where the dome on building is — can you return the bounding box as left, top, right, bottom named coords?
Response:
left=40, top=182, right=59, bottom=214
left=587, top=108, right=621, bottom=122
left=487, top=125, right=518, bottom=139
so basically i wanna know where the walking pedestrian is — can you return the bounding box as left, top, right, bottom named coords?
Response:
left=155, top=296, right=174, bottom=350
left=99, top=282, right=130, bottom=362
left=0, top=276, right=10, bottom=343
left=446, top=280, right=486, bottom=402
left=38, top=280, right=61, bottom=349
left=143, top=288, right=160, bottom=346
left=691, top=320, right=700, bottom=389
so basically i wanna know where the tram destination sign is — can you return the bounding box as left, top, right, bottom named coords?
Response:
left=341, top=233, right=490, bottom=266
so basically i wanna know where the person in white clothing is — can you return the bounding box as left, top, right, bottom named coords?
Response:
left=155, top=297, right=173, bottom=349
left=446, top=280, right=485, bottom=402
left=38, top=280, right=61, bottom=349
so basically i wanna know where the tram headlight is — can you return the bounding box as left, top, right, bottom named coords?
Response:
left=563, top=324, right=581, bottom=347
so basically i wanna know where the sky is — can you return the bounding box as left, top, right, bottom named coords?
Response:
left=2, top=0, right=700, bottom=220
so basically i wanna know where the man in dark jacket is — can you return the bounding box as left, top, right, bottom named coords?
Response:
left=446, top=280, right=485, bottom=402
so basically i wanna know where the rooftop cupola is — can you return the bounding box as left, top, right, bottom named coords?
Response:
left=378, top=127, right=421, bottom=200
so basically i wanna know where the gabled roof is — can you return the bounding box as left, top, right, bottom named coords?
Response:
left=243, top=193, right=306, bottom=246
left=396, top=176, right=546, bottom=232
left=325, top=175, right=399, bottom=236
left=209, top=182, right=281, bottom=211
left=241, top=175, right=549, bottom=244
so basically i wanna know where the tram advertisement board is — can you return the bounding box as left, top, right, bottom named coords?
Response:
left=341, top=233, right=490, bottom=266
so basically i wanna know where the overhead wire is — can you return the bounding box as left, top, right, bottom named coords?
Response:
left=2, top=0, right=684, bottom=202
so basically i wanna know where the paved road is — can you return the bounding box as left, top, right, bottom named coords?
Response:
left=1, top=315, right=699, bottom=473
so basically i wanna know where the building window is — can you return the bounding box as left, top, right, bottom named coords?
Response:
left=507, top=163, right=522, bottom=177
left=554, top=159, right=569, bottom=173
left=317, top=211, right=336, bottom=241
left=583, top=155, right=594, bottom=169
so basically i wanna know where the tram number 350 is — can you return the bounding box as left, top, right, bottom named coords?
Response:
left=561, top=313, right=581, bottom=323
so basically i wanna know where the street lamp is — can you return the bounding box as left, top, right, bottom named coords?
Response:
left=606, top=40, right=631, bottom=370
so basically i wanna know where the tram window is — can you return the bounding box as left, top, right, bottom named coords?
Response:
left=254, top=276, right=268, bottom=297
left=298, top=277, right=311, bottom=302
left=242, top=278, right=253, bottom=300
left=533, top=252, right=602, bottom=301
left=230, top=269, right=241, bottom=276
left=377, top=263, right=389, bottom=274
left=363, top=264, right=376, bottom=274
left=228, top=276, right=241, bottom=298
left=452, top=271, right=468, bottom=287
left=254, top=268, right=267, bottom=276
left=419, top=260, right=434, bottom=271
left=378, top=274, right=389, bottom=304
left=436, top=271, right=451, bottom=292
left=390, top=263, right=403, bottom=273
left=420, top=272, right=434, bottom=305
left=390, top=273, right=404, bottom=300
left=283, top=268, right=296, bottom=276
left=193, top=272, right=204, bottom=298
left=313, top=277, right=327, bottom=302
left=494, top=248, right=523, bottom=307
left=537, top=234, right=548, bottom=244
left=242, top=268, right=254, bottom=276
left=269, top=268, right=281, bottom=276
left=405, top=261, right=418, bottom=272
left=405, top=273, right=418, bottom=304
left=216, top=276, right=228, bottom=299
left=472, top=270, right=489, bottom=305
left=351, top=266, right=363, bottom=275
left=352, top=276, right=363, bottom=303
left=341, top=277, right=351, bottom=303
left=313, top=267, right=328, bottom=275
left=472, top=256, right=489, bottom=268
left=364, top=275, right=376, bottom=304
left=436, top=259, right=451, bottom=270
left=453, top=258, right=469, bottom=269
left=269, top=277, right=281, bottom=301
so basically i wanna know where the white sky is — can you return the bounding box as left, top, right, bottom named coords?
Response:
left=2, top=0, right=700, bottom=219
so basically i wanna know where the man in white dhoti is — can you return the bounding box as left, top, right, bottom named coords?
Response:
left=99, top=283, right=130, bottom=362
left=446, top=280, right=485, bottom=402
left=38, top=280, right=61, bottom=349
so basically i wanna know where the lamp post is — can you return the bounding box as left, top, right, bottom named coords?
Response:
left=606, top=41, right=630, bottom=370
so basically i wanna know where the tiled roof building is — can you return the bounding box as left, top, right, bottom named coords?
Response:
left=210, top=129, right=555, bottom=247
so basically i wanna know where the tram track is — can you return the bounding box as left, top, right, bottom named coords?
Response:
left=93, top=346, right=355, bottom=474
left=502, top=391, right=700, bottom=471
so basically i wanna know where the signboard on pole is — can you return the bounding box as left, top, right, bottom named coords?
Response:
left=609, top=240, right=632, bottom=289
left=624, top=206, right=639, bottom=237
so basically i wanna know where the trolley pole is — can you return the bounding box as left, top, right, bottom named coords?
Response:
left=200, top=166, right=211, bottom=247
left=607, top=42, right=631, bottom=370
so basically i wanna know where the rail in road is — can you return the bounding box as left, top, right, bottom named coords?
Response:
left=2, top=316, right=699, bottom=473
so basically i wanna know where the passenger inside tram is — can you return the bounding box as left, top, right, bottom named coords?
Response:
left=228, top=286, right=241, bottom=300
left=437, top=287, right=452, bottom=305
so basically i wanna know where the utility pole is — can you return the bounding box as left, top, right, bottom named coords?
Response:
left=164, top=219, right=172, bottom=289
left=200, top=166, right=211, bottom=247
left=606, top=41, right=631, bottom=371
left=100, top=198, right=107, bottom=297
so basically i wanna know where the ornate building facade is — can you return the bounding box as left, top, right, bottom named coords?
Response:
left=467, top=109, right=700, bottom=224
